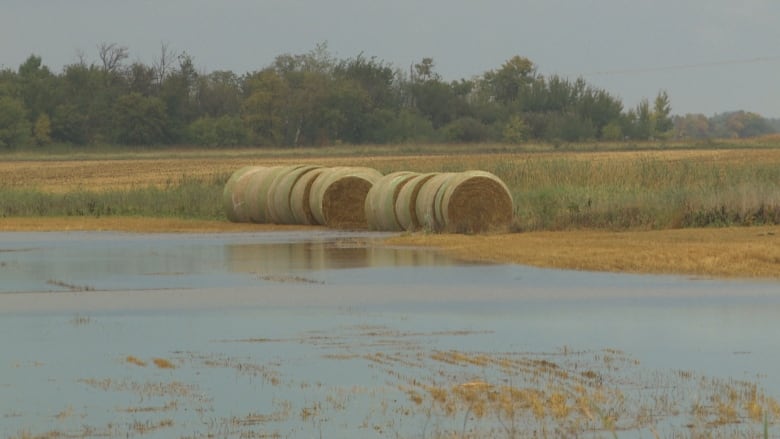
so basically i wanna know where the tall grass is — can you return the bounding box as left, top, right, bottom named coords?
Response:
left=489, top=156, right=780, bottom=231
left=1, top=153, right=779, bottom=231
left=0, top=174, right=227, bottom=220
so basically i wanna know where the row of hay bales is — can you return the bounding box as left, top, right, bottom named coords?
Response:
left=224, top=165, right=513, bottom=233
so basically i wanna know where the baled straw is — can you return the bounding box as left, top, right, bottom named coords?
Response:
left=290, top=167, right=326, bottom=225
left=267, top=165, right=322, bottom=225
left=394, top=173, right=437, bottom=231
left=414, top=173, right=456, bottom=232
left=309, top=167, right=348, bottom=225
left=438, top=170, right=513, bottom=233
left=245, top=165, right=287, bottom=223
left=365, top=171, right=419, bottom=231
left=222, top=166, right=266, bottom=223
left=309, top=167, right=383, bottom=229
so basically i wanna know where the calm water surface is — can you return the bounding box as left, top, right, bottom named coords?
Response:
left=1, top=231, right=778, bottom=438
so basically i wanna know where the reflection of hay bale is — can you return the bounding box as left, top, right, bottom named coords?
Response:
left=223, top=166, right=266, bottom=222
left=245, top=166, right=288, bottom=223
left=309, top=167, right=383, bottom=229
left=267, top=165, right=322, bottom=224
left=365, top=171, right=419, bottom=231
left=414, top=173, right=456, bottom=232
left=290, top=168, right=326, bottom=225
left=395, top=173, right=436, bottom=231
left=438, top=171, right=513, bottom=233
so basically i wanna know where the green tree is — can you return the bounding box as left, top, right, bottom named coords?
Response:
left=413, top=57, right=438, bottom=82
left=0, top=96, right=31, bottom=148
left=33, top=114, right=52, bottom=145
left=673, top=113, right=710, bottom=139
left=51, top=103, right=89, bottom=144
left=188, top=115, right=247, bottom=147
left=411, top=79, right=458, bottom=128
left=481, top=56, right=536, bottom=104
left=111, top=92, right=168, bottom=145
left=653, top=90, right=673, bottom=136
left=242, top=69, right=289, bottom=145
left=159, top=52, right=199, bottom=142
left=442, top=116, right=489, bottom=142
left=601, top=120, right=624, bottom=141
left=17, top=55, right=59, bottom=123
left=333, top=54, right=400, bottom=143
left=335, top=54, right=399, bottom=110
left=196, top=70, right=243, bottom=117
left=367, top=108, right=436, bottom=143
left=124, top=62, right=157, bottom=96
left=0, top=68, right=19, bottom=97
left=634, top=98, right=653, bottom=140
left=58, top=62, right=121, bottom=144
left=502, top=115, right=530, bottom=144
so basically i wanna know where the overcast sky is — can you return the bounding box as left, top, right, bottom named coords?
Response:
left=2, top=0, right=779, bottom=117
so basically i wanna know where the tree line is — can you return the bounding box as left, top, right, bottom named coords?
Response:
left=0, top=42, right=776, bottom=149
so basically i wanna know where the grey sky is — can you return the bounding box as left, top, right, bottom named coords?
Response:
left=2, top=0, right=779, bottom=117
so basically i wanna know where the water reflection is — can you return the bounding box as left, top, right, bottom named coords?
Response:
left=0, top=231, right=464, bottom=293
left=2, top=231, right=780, bottom=438
left=225, top=240, right=460, bottom=273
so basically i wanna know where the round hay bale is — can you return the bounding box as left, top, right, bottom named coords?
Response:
left=245, top=165, right=289, bottom=223
left=309, top=167, right=383, bottom=229
left=439, top=170, right=514, bottom=233
left=266, top=165, right=322, bottom=224
left=222, top=166, right=266, bottom=222
left=308, top=167, right=361, bottom=225
left=290, top=167, right=326, bottom=225
left=414, top=173, right=456, bottom=232
left=394, top=173, right=437, bottom=231
left=365, top=171, right=419, bottom=231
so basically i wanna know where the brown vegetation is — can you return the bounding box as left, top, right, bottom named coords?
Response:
left=3, top=147, right=778, bottom=192
left=387, top=225, right=780, bottom=279
left=2, top=147, right=779, bottom=278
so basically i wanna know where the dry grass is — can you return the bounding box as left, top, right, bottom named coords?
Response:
left=3, top=147, right=778, bottom=192
left=126, top=355, right=147, bottom=367
left=153, top=358, right=176, bottom=369
left=2, top=147, right=780, bottom=278
left=2, top=216, right=778, bottom=279
left=387, top=225, right=780, bottom=279
left=0, top=216, right=317, bottom=232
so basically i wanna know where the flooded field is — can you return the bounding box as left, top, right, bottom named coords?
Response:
left=1, top=231, right=779, bottom=438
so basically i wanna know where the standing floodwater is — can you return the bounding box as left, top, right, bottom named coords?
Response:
left=1, top=231, right=779, bottom=438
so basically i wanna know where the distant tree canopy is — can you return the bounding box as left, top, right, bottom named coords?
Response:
left=0, top=43, right=776, bottom=149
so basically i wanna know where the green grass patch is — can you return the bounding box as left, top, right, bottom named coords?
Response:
left=0, top=175, right=226, bottom=220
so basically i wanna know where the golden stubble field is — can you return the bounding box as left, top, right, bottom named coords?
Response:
left=3, top=147, right=779, bottom=192
left=2, top=147, right=779, bottom=279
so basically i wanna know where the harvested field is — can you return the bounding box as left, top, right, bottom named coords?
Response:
left=2, top=146, right=780, bottom=277
left=3, top=147, right=780, bottom=192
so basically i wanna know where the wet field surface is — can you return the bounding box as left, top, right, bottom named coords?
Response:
left=1, top=231, right=779, bottom=438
